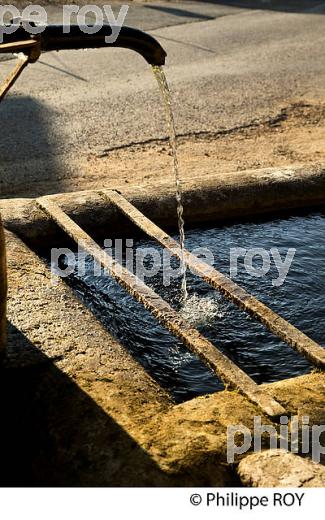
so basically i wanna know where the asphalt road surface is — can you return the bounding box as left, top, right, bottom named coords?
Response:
left=1, top=1, right=325, bottom=197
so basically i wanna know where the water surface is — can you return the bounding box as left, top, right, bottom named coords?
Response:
left=66, top=210, right=325, bottom=403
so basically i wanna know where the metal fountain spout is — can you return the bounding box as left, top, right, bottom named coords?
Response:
left=0, top=23, right=167, bottom=65
left=0, top=23, right=167, bottom=101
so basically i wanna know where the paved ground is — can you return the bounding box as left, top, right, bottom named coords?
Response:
left=1, top=0, right=325, bottom=197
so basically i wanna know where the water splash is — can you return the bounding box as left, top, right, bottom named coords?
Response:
left=180, top=294, right=223, bottom=328
left=152, top=65, right=188, bottom=301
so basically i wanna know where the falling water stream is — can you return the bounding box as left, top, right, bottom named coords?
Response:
left=152, top=65, right=188, bottom=301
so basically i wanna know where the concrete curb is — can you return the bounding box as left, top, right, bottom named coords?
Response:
left=0, top=164, right=325, bottom=243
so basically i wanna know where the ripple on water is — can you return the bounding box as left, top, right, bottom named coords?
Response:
left=63, top=210, right=324, bottom=402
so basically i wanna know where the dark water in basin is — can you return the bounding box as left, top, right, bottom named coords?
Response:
left=65, top=211, right=325, bottom=403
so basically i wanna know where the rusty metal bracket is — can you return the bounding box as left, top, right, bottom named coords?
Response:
left=101, top=189, right=325, bottom=369
left=0, top=55, right=29, bottom=102
left=0, top=39, right=41, bottom=103
left=36, top=195, right=286, bottom=419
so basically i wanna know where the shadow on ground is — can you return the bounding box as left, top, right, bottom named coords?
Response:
left=0, top=96, right=63, bottom=199
left=146, top=4, right=214, bottom=20
left=0, top=323, right=175, bottom=486
left=196, top=0, right=325, bottom=13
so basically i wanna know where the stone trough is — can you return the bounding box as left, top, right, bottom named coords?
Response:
left=0, top=164, right=324, bottom=486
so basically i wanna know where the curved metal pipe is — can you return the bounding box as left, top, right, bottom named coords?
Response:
left=0, top=24, right=167, bottom=66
